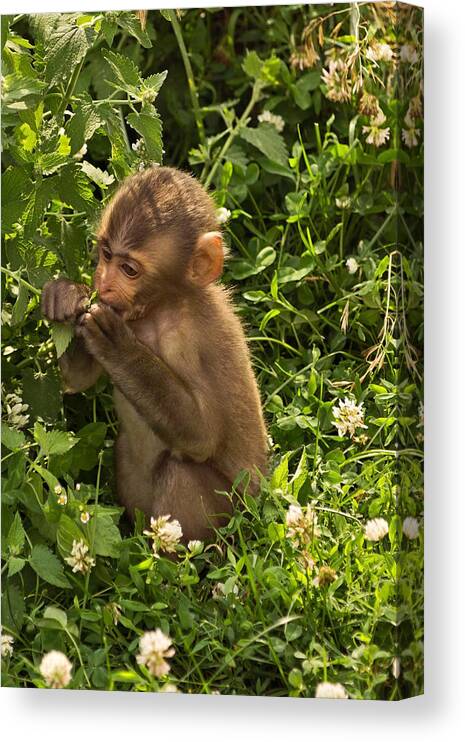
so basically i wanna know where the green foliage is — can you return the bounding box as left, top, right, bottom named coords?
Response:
left=1, top=6, right=423, bottom=699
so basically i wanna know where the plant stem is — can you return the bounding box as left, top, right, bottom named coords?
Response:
left=0, top=266, right=41, bottom=296
left=203, top=81, right=262, bottom=189
left=57, top=56, right=86, bottom=121
left=168, top=10, right=206, bottom=147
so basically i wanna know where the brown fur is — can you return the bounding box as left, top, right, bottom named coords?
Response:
left=41, top=166, right=269, bottom=541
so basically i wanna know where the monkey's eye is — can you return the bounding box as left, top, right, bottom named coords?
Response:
left=121, top=263, right=138, bottom=278
left=102, top=248, right=112, bottom=262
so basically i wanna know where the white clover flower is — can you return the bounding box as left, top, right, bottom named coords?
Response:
left=258, top=110, right=285, bottom=133
left=285, top=503, right=320, bottom=544
left=402, top=127, right=420, bottom=148
left=346, top=257, right=359, bottom=274
left=364, top=517, right=389, bottom=541
left=400, top=44, right=419, bottom=64
left=65, top=539, right=95, bottom=574
left=391, top=656, right=401, bottom=679
left=144, top=514, right=183, bottom=556
left=290, top=45, right=319, bottom=71
left=160, top=683, right=179, bottom=692
left=1, top=632, right=14, bottom=658
left=362, top=123, right=390, bottom=147
left=315, top=681, right=348, bottom=699
left=332, top=397, right=368, bottom=439
left=4, top=391, right=29, bottom=428
left=217, top=207, right=231, bottom=224
left=136, top=629, right=175, bottom=678
left=39, top=650, right=72, bottom=688
left=57, top=493, right=67, bottom=506
left=321, top=59, right=351, bottom=103
left=80, top=511, right=91, bottom=524
left=54, top=484, right=63, bottom=495
left=187, top=540, right=204, bottom=555
left=402, top=517, right=420, bottom=540
left=366, top=42, right=394, bottom=63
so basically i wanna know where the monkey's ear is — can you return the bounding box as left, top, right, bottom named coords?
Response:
left=189, top=231, right=224, bottom=286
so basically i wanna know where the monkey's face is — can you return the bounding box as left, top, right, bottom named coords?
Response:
left=94, top=239, right=143, bottom=314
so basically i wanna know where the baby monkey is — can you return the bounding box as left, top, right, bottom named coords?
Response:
left=42, top=167, right=268, bottom=540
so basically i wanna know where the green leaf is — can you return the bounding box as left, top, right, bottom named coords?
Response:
left=51, top=323, right=74, bottom=359
left=30, top=13, right=94, bottom=88
left=1, top=583, right=25, bottom=631
left=1, top=422, right=26, bottom=451
left=1, top=167, right=34, bottom=235
left=21, top=367, right=62, bottom=423
left=30, top=544, right=71, bottom=588
left=115, top=11, right=152, bottom=48
left=43, top=606, right=68, bottom=627
left=10, top=283, right=30, bottom=326
left=239, top=123, right=288, bottom=166
left=66, top=92, right=103, bottom=153
left=57, top=514, right=86, bottom=559
left=93, top=514, right=122, bottom=558
left=56, top=163, right=97, bottom=214
left=8, top=557, right=26, bottom=577
left=127, top=104, right=163, bottom=163
left=102, top=49, right=141, bottom=93
left=142, top=71, right=168, bottom=99
left=34, top=421, right=78, bottom=457
left=6, top=512, right=26, bottom=555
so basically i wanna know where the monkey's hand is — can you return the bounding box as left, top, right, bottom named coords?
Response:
left=42, top=278, right=91, bottom=324
left=76, top=303, right=135, bottom=366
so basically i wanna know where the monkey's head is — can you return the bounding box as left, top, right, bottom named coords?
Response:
left=94, top=166, right=225, bottom=317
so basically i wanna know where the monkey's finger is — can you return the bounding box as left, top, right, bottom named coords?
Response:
left=41, top=282, right=56, bottom=320
left=88, top=304, right=121, bottom=338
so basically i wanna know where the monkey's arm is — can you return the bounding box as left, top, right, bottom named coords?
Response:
left=77, top=305, right=217, bottom=461
left=59, top=337, right=103, bottom=394
left=41, top=278, right=103, bottom=393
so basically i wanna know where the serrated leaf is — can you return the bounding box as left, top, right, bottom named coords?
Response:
left=115, top=12, right=152, bottom=48
left=57, top=513, right=87, bottom=559
left=67, top=92, right=103, bottom=153
left=102, top=49, right=141, bottom=93
left=56, top=163, right=97, bottom=214
left=7, top=512, right=26, bottom=555
left=93, top=514, right=122, bottom=558
left=1, top=422, right=26, bottom=451
left=81, top=161, right=115, bottom=188
left=142, top=71, right=168, bottom=98
left=30, top=544, right=71, bottom=588
left=34, top=421, right=78, bottom=457
left=1, top=583, right=25, bottom=631
left=51, top=323, right=74, bottom=358
left=8, top=557, right=26, bottom=577
left=30, top=14, right=94, bottom=88
left=242, top=51, right=263, bottom=80
left=127, top=104, right=163, bottom=163
left=1, top=167, right=34, bottom=235
left=239, top=123, right=288, bottom=166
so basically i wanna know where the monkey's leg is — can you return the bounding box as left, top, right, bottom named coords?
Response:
left=151, top=458, right=233, bottom=541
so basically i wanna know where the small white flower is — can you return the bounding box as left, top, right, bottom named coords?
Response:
left=160, top=683, right=178, bottom=692
left=75, top=483, right=81, bottom=492
left=58, top=127, right=65, bottom=136
left=362, top=124, right=390, bottom=147
left=364, top=517, right=389, bottom=541
left=144, top=515, right=183, bottom=556
left=321, top=59, right=351, bottom=103
left=332, top=397, right=367, bottom=439
left=285, top=503, right=320, bottom=544
left=315, top=681, right=348, bottom=699
left=391, top=657, right=401, bottom=679
left=73, top=143, right=87, bottom=161
left=132, top=138, right=143, bottom=152
left=57, top=493, right=67, bottom=506
left=39, top=650, right=72, bottom=688
left=400, top=44, right=419, bottom=64
left=212, top=582, right=226, bottom=600
left=346, top=257, right=359, bottom=274
left=4, top=391, right=29, bottom=428
left=402, top=127, right=420, bottom=148
left=402, top=517, right=419, bottom=540
left=366, top=42, right=394, bottom=63
left=217, top=207, right=231, bottom=224
left=187, top=540, right=203, bottom=555
left=1, top=632, right=14, bottom=658
left=258, top=109, right=285, bottom=133
left=80, top=511, right=91, bottom=524
left=65, top=539, right=95, bottom=574
left=54, top=485, right=63, bottom=495
left=136, top=629, right=175, bottom=678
